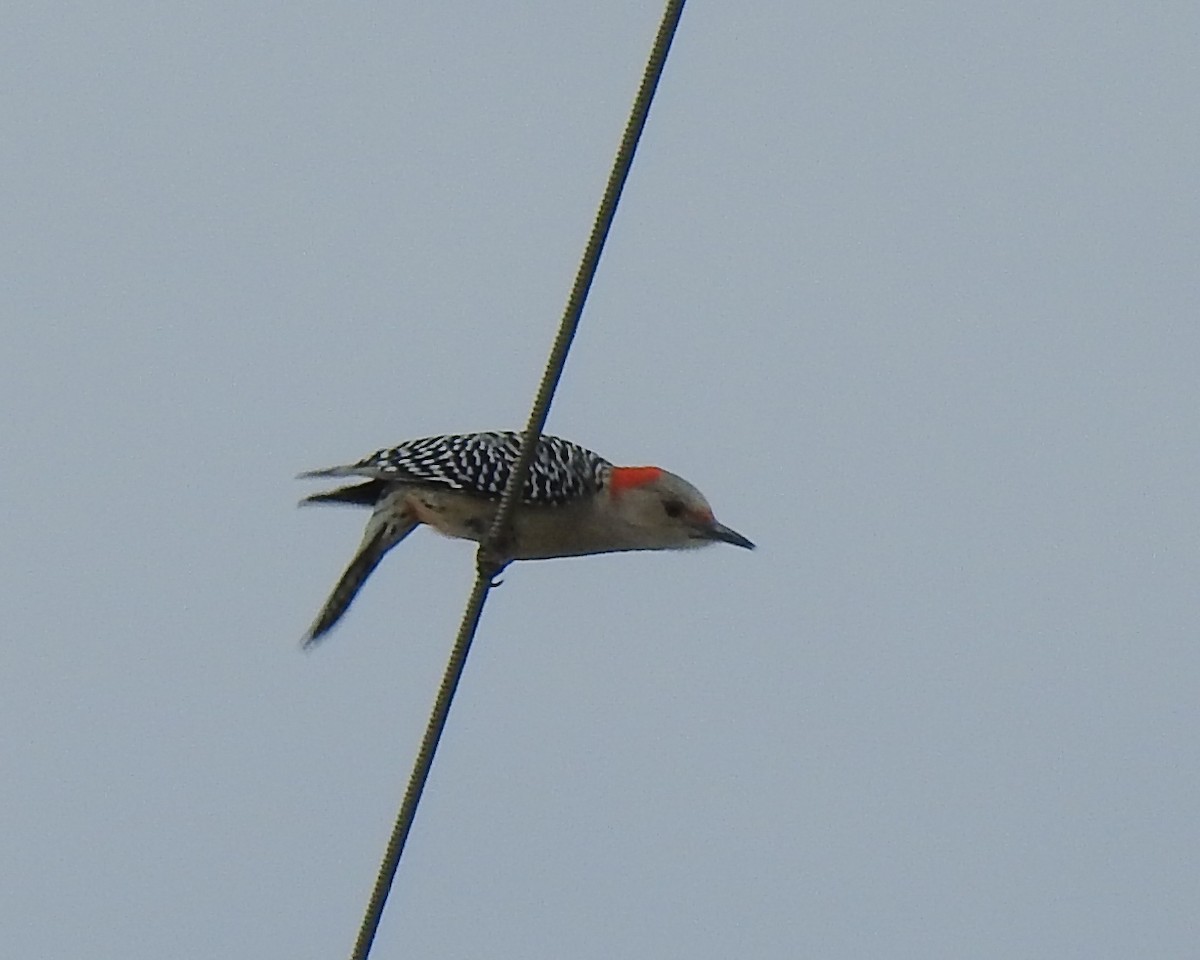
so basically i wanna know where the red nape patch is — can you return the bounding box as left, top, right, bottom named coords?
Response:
left=610, top=465, right=663, bottom=493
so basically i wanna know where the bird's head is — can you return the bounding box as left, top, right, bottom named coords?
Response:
left=608, top=466, right=755, bottom=552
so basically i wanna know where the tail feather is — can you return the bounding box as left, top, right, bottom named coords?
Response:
left=300, top=480, right=387, bottom=508
left=296, top=464, right=359, bottom=480
left=303, top=507, right=418, bottom=648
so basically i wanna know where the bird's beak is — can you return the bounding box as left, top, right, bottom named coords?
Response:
left=703, top=520, right=755, bottom=550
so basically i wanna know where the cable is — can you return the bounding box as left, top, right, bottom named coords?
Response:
left=348, top=4, right=687, bottom=957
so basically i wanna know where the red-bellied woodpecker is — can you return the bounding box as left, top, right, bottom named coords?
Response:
left=298, top=431, right=754, bottom=645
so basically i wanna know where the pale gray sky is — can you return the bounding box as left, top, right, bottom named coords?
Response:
left=4, top=2, right=1199, bottom=957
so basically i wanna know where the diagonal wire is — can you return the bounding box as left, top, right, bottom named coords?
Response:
left=348, top=3, right=687, bottom=958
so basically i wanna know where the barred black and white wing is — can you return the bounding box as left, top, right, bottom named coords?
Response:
left=300, top=432, right=612, bottom=507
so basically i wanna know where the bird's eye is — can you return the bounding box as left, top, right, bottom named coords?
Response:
left=663, top=500, right=685, bottom=519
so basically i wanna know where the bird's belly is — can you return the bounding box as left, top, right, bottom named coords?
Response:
left=409, top=491, right=494, bottom=542
left=411, top=492, right=613, bottom=560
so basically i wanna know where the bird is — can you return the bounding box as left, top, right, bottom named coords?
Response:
left=298, top=431, right=753, bottom=646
